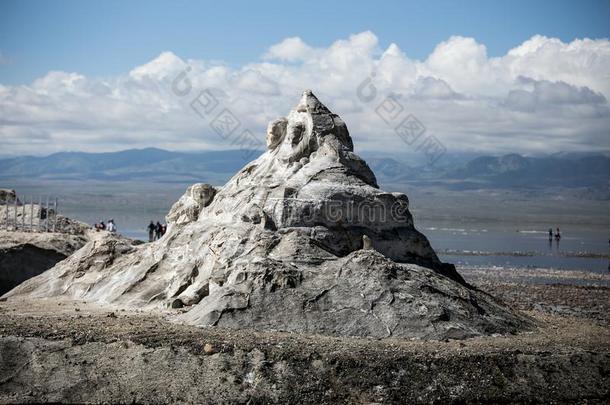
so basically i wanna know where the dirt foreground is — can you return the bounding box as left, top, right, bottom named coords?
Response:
left=0, top=282, right=609, bottom=404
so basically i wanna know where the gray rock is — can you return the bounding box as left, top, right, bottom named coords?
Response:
left=0, top=203, right=96, bottom=295
left=178, top=249, right=527, bottom=339
left=3, top=91, right=532, bottom=339
left=0, top=231, right=88, bottom=295
left=266, top=117, right=288, bottom=150
left=0, top=189, right=18, bottom=204
left=166, top=183, right=217, bottom=225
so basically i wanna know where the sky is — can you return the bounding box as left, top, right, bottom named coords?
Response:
left=1, top=0, right=609, bottom=157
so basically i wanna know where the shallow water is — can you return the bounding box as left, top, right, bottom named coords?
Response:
left=422, top=223, right=610, bottom=273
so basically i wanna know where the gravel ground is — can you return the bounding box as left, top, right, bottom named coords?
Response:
left=0, top=269, right=608, bottom=404
left=460, top=265, right=610, bottom=325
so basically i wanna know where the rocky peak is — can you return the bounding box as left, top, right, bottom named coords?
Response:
left=170, top=91, right=440, bottom=270
left=259, top=90, right=375, bottom=185
left=269, top=90, right=354, bottom=162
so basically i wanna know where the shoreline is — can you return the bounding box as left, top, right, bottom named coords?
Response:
left=439, top=248, right=610, bottom=259
left=459, top=264, right=610, bottom=287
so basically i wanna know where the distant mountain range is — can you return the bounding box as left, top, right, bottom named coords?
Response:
left=0, top=148, right=608, bottom=197
left=0, top=148, right=263, bottom=185
left=369, top=152, right=610, bottom=191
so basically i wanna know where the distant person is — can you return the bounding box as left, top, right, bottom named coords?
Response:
left=161, top=223, right=167, bottom=237
left=98, top=221, right=106, bottom=231
left=555, top=227, right=561, bottom=240
left=107, top=219, right=116, bottom=233
left=147, top=221, right=156, bottom=242
left=155, top=221, right=163, bottom=240
left=548, top=228, right=553, bottom=240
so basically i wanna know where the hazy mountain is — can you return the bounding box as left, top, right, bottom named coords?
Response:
left=365, top=152, right=610, bottom=199
left=363, top=157, right=417, bottom=180
left=446, top=154, right=610, bottom=188
left=0, top=149, right=608, bottom=198
left=0, top=148, right=263, bottom=184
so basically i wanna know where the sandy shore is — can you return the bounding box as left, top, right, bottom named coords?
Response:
left=0, top=268, right=608, bottom=403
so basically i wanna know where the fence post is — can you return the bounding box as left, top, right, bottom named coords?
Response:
left=44, top=195, right=49, bottom=232
left=30, top=196, right=34, bottom=232
left=21, top=197, right=25, bottom=230
left=53, top=198, right=58, bottom=232
left=38, top=196, right=42, bottom=231
left=13, top=197, right=18, bottom=231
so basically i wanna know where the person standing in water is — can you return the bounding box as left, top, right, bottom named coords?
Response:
left=555, top=227, right=561, bottom=240
left=548, top=228, right=553, bottom=240
left=147, top=221, right=156, bottom=242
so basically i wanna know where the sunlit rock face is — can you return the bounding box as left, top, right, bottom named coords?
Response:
left=4, top=91, right=531, bottom=339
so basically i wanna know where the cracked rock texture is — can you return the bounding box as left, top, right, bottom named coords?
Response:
left=3, top=91, right=531, bottom=339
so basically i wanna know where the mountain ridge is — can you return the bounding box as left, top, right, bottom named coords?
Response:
left=1, top=148, right=608, bottom=192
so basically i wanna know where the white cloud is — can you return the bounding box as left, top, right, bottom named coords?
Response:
left=0, top=32, right=609, bottom=157
left=129, top=51, right=188, bottom=80
left=263, top=37, right=317, bottom=62
left=234, top=69, right=280, bottom=95
left=413, top=77, right=462, bottom=100
left=505, top=77, right=607, bottom=111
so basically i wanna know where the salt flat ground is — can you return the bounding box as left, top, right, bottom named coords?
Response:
left=0, top=267, right=608, bottom=404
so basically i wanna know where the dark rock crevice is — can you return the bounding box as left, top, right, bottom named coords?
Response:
left=0, top=244, right=67, bottom=295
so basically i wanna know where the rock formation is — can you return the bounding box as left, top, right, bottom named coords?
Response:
left=0, top=231, right=88, bottom=295
left=0, top=189, right=18, bottom=205
left=4, top=91, right=531, bottom=339
left=0, top=200, right=120, bottom=294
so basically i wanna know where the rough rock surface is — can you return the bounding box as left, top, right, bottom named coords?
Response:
left=0, top=231, right=88, bottom=295
left=0, top=202, right=101, bottom=294
left=0, top=298, right=607, bottom=404
left=0, top=189, right=18, bottom=204
left=166, top=183, right=217, bottom=225
left=3, top=91, right=531, bottom=339
left=0, top=202, right=119, bottom=294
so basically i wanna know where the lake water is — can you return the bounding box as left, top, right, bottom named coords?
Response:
left=422, top=223, right=610, bottom=273
left=8, top=180, right=610, bottom=274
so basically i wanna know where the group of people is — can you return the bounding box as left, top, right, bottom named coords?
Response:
left=94, top=219, right=116, bottom=233
left=148, top=221, right=167, bottom=242
left=548, top=227, right=561, bottom=241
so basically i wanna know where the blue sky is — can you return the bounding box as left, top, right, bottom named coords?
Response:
left=1, top=0, right=609, bottom=84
